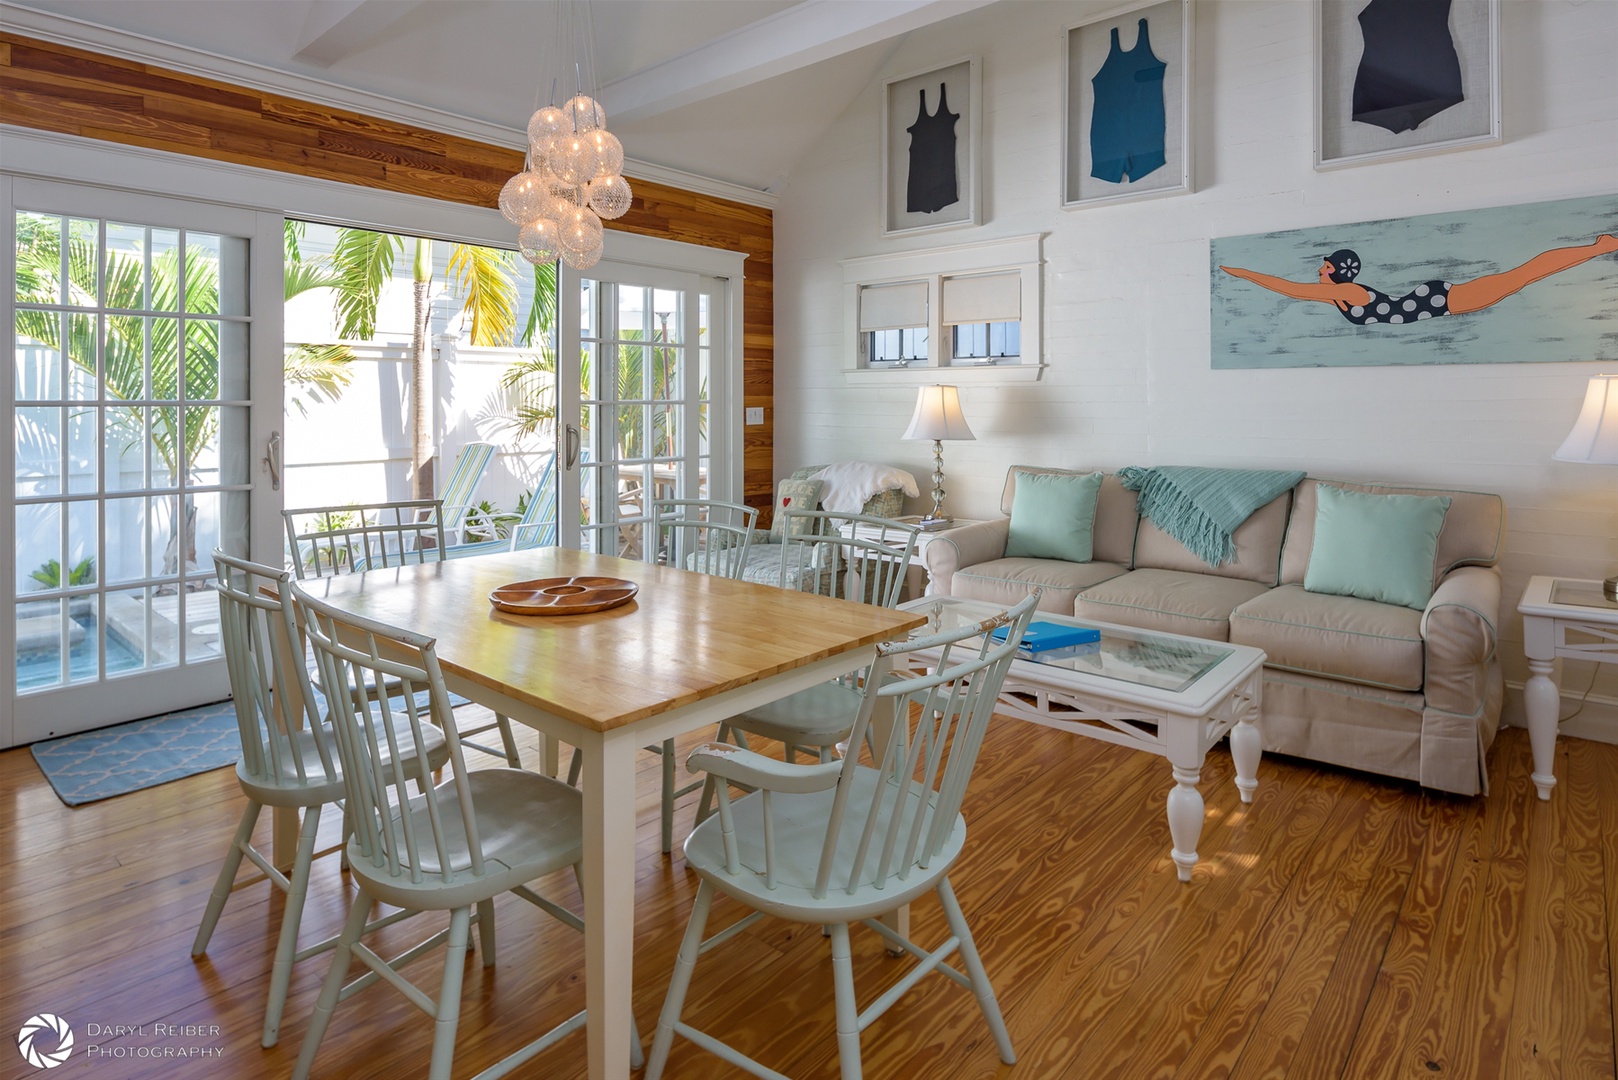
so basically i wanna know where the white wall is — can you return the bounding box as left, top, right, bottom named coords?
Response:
left=774, top=0, right=1618, bottom=733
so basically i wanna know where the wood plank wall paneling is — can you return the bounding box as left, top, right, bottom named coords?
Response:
left=0, top=31, right=776, bottom=510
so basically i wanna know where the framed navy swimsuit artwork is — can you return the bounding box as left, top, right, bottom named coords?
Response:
left=1063, top=0, right=1193, bottom=209
left=882, top=58, right=981, bottom=237
left=1316, top=0, right=1501, bottom=169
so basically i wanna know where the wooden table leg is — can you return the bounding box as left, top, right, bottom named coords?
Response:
left=582, top=730, right=640, bottom=1079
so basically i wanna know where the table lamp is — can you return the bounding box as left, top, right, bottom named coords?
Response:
left=1553, top=373, right=1618, bottom=600
left=902, top=384, right=975, bottom=530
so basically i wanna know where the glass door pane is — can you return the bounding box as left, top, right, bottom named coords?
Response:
left=570, top=270, right=702, bottom=559
left=8, top=186, right=264, bottom=742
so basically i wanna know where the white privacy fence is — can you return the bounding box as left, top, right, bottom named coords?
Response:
left=283, top=337, right=555, bottom=521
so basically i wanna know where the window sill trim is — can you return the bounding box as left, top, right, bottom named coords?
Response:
left=842, top=364, right=1045, bottom=386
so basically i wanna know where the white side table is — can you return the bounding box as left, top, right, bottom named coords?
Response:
left=845, top=516, right=984, bottom=601
left=1517, top=576, right=1618, bottom=800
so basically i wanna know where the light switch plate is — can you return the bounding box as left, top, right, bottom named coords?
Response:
left=745, top=407, right=764, bottom=425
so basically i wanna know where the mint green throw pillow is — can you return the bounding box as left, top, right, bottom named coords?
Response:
left=1004, top=470, right=1103, bottom=562
left=1303, top=485, right=1452, bottom=610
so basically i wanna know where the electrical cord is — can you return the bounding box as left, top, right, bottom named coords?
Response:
left=1559, top=663, right=1603, bottom=724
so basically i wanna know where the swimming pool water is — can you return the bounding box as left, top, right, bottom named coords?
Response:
left=16, top=616, right=145, bottom=691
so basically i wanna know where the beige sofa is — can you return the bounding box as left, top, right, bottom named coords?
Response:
left=922, top=466, right=1506, bottom=796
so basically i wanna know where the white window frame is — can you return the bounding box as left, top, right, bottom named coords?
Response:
left=842, top=233, right=1045, bottom=385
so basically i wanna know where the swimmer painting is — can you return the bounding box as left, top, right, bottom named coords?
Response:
left=1221, top=236, right=1618, bottom=326
left=1210, top=193, right=1618, bottom=369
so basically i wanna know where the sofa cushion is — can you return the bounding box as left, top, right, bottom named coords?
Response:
left=1000, top=467, right=1139, bottom=566
left=1280, top=478, right=1505, bottom=587
left=951, top=558, right=1127, bottom=614
left=1005, top=470, right=1102, bottom=562
left=1073, top=568, right=1269, bottom=642
left=1303, top=485, right=1451, bottom=609
left=1230, top=584, right=1424, bottom=692
left=1131, top=489, right=1292, bottom=586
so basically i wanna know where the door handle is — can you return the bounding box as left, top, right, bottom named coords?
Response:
left=565, top=424, right=580, bottom=470
left=262, top=430, right=281, bottom=491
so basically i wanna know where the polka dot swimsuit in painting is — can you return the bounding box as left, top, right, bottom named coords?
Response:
left=1335, top=280, right=1452, bottom=325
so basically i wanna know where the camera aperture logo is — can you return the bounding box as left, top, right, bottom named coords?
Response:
left=17, top=1014, right=72, bottom=1069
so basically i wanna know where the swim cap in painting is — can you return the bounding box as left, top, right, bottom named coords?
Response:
left=1324, top=249, right=1361, bottom=283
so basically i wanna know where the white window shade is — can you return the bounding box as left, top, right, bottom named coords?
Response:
left=858, top=280, right=928, bottom=331
left=941, top=271, right=1020, bottom=325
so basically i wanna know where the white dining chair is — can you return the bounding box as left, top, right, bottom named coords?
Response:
left=283, top=500, right=525, bottom=769
left=696, top=511, right=921, bottom=821
left=560, top=498, right=759, bottom=854
left=288, top=583, right=642, bottom=1080
left=645, top=592, right=1039, bottom=1080
left=192, top=551, right=449, bottom=1048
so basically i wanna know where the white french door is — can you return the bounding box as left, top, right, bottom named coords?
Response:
left=4, top=179, right=283, bottom=745
left=556, top=260, right=730, bottom=557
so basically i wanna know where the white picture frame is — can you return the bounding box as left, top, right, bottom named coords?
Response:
left=1315, top=0, right=1501, bottom=170
left=1062, top=0, right=1193, bottom=210
left=881, top=57, right=981, bottom=238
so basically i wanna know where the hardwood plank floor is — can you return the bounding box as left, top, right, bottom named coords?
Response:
left=1, top=715, right=1610, bottom=1079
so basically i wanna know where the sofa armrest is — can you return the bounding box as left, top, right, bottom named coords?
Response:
left=1420, top=564, right=1501, bottom=716
left=922, top=518, right=1010, bottom=596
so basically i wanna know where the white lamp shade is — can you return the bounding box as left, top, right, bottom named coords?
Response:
left=1554, top=374, right=1618, bottom=464
left=902, top=384, right=975, bottom=442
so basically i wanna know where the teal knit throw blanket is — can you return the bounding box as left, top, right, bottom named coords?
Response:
left=1116, top=466, right=1305, bottom=567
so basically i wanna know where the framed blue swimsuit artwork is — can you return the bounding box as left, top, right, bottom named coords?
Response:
left=1064, top=0, right=1193, bottom=209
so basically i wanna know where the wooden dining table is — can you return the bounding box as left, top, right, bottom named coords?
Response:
left=285, top=547, right=925, bottom=1080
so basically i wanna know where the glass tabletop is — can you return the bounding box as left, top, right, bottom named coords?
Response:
left=1550, top=579, right=1618, bottom=611
left=911, top=597, right=1235, bottom=694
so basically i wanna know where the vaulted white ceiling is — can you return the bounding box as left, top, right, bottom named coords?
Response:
left=4, top=0, right=1000, bottom=197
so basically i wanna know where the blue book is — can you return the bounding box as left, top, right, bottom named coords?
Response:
left=991, top=620, right=1102, bottom=653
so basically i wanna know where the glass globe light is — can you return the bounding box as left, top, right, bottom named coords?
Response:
left=558, top=205, right=603, bottom=258
left=588, top=174, right=633, bottom=220
left=565, top=235, right=603, bottom=270
left=564, top=94, right=606, bottom=133
left=527, top=139, right=552, bottom=173
left=498, top=170, right=550, bottom=225
left=518, top=217, right=562, bottom=265
left=588, top=130, right=623, bottom=178
left=526, top=105, right=568, bottom=148
left=549, top=134, right=601, bottom=187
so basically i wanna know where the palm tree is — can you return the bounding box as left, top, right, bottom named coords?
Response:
left=318, top=226, right=553, bottom=498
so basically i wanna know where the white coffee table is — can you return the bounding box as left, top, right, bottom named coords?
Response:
left=1517, top=576, right=1618, bottom=800
left=900, top=597, right=1267, bottom=882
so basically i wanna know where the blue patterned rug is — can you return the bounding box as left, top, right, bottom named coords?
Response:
left=30, top=699, right=239, bottom=806
left=30, top=685, right=471, bottom=807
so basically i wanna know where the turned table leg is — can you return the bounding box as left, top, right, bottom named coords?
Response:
left=1166, top=766, right=1205, bottom=883
left=1523, top=656, right=1560, bottom=801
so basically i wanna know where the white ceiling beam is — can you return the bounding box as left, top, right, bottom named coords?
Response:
left=598, top=0, right=1000, bottom=122
left=294, top=0, right=425, bottom=68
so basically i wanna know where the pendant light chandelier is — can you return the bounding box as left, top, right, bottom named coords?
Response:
left=499, top=0, right=630, bottom=271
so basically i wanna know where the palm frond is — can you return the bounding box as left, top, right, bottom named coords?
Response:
left=284, top=256, right=343, bottom=301
left=447, top=243, right=519, bottom=346
left=329, top=228, right=402, bottom=340
left=284, top=344, right=357, bottom=418
left=521, top=259, right=559, bottom=348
